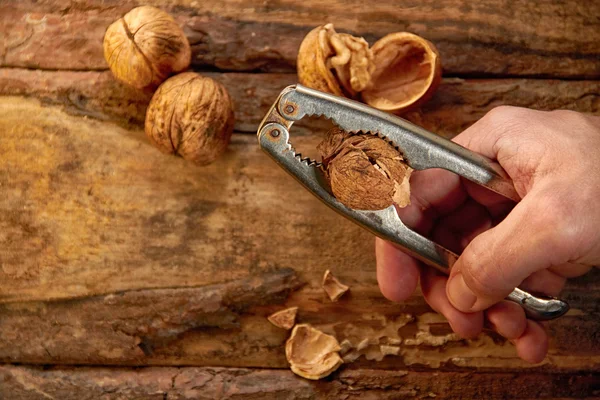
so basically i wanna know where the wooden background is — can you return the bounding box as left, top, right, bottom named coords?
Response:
left=1, top=0, right=599, bottom=398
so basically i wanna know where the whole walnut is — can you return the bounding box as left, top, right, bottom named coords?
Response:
left=103, top=6, right=191, bottom=89
left=145, top=72, right=235, bottom=165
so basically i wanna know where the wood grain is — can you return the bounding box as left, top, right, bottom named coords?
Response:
left=1, top=69, right=599, bottom=136
left=1, top=0, right=599, bottom=77
left=2, top=0, right=600, bottom=396
left=1, top=365, right=599, bottom=399
left=1, top=97, right=599, bottom=374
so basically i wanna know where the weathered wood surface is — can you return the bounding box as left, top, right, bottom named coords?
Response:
left=1, top=365, right=599, bottom=400
left=1, top=97, right=599, bottom=375
left=2, top=69, right=599, bottom=136
left=2, top=0, right=600, bottom=397
left=2, top=0, right=600, bottom=77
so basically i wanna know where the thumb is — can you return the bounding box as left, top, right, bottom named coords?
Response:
left=446, top=192, right=570, bottom=312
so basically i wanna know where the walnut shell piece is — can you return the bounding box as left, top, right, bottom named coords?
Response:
left=103, top=6, right=191, bottom=89
left=318, top=129, right=412, bottom=210
left=361, top=32, right=442, bottom=114
left=285, top=324, right=343, bottom=380
left=297, top=24, right=375, bottom=99
left=322, top=269, right=349, bottom=302
left=144, top=72, right=235, bottom=165
left=268, top=307, right=298, bottom=330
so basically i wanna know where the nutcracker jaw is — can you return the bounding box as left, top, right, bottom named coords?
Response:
left=257, top=84, right=569, bottom=321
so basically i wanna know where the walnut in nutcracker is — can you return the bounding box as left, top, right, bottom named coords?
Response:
left=297, top=25, right=441, bottom=114
left=318, top=128, right=412, bottom=210
left=145, top=72, right=235, bottom=165
left=103, top=6, right=191, bottom=89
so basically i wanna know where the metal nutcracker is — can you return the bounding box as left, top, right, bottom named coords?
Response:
left=257, top=84, right=569, bottom=321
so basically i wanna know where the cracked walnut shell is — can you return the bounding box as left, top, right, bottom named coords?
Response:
left=104, top=6, right=191, bottom=89
left=145, top=72, right=235, bottom=165
left=322, top=270, right=349, bottom=302
left=297, top=25, right=441, bottom=114
left=285, top=324, right=343, bottom=380
left=268, top=307, right=298, bottom=330
left=297, top=24, right=374, bottom=99
left=318, top=128, right=412, bottom=210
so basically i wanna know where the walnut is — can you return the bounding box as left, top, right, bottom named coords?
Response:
left=318, top=128, right=412, bottom=210
left=322, top=269, right=349, bottom=302
left=297, top=25, right=441, bottom=114
left=297, top=24, right=375, bottom=99
left=285, top=324, right=343, bottom=380
left=145, top=72, right=235, bottom=165
left=103, top=6, right=191, bottom=89
left=268, top=307, right=298, bottom=330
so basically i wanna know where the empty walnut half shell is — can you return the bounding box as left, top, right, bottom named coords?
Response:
left=285, top=324, right=343, bottom=380
left=362, top=32, right=442, bottom=114
left=297, top=24, right=375, bottom=99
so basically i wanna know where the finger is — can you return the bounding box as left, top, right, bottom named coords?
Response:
left=520, top=269, right=566, bottom=297
left=446, top=192, right=570, bottom=312
left=451, top=106, right=533, bottom=160
left=431, top=199, right=492, bottom=253
left=485, top=301, right=527, bottom=340
left=513, top=320, right=549, bottom=364
left=420, top=267, right=484, bottom=339
left=376, top=238, right=420, bottom=302
left=549, top=262, right=592, bottom=278
left=396, top=168, right=467, bottom=233
left=462, top=179, right=516, bottom=219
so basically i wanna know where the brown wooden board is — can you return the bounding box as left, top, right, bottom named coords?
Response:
left=0, top=98, right=599, bottom=376
left=1, top=0, right=599, bottom=77
left=1, top=69, right=599, bottom=136
left=1, top=365, right=599, bottom=399
left=1, top=0, right=600, bottom=397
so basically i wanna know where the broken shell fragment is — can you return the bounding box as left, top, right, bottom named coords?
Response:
left=285, top=324, right=343, bottom=380
left=297, top=24, right=375, bottom=99
left=322, top=269, right=349, bottom=302
left=362, top=32, right=442, bottom=114
left=267, top=307, right=298, bottom=330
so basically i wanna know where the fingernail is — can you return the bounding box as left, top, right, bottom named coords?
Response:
left=447, top=273, right=477, bottom=311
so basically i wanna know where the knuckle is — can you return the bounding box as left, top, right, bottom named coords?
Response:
left=485, top=105, right=527, bottom=126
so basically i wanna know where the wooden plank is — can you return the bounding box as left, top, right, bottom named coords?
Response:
left=0, top=365, right=598, bottom=399
left=0, top=273, right=598, bottom=369
left=1, top=69, right=599, bottom=136
left=1, top=97, right=599, bottom=371
left=1, top=0, right=599, bottom=77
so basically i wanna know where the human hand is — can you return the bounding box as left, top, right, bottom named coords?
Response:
left=376, top=106, right=600, bottom=363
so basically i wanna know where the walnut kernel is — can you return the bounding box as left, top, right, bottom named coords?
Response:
left=297, top=24, right=375, bottom=99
